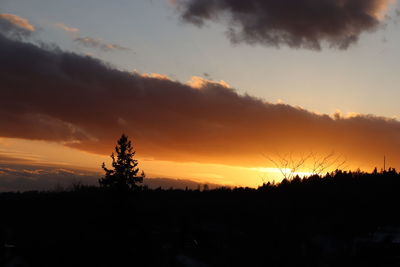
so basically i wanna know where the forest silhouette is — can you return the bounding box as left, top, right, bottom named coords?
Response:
left=2, top=169, right=400, bottom=266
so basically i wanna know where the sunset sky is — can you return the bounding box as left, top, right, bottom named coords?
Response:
left=1, top=0, right=400, bottom=190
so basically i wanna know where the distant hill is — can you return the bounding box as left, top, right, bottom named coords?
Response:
left=0, top=164, right=223, bottom=192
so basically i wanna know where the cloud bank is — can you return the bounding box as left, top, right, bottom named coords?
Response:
left=175, top=0, right=393, bottom=50
left=1, top=33, right=400, bottom=169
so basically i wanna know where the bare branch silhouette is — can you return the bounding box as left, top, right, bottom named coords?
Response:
left=310, top=151, right=347, bottom=176
left=262, top=151, right=347, bottom=180
left=262, top=152, right=311, bottom=180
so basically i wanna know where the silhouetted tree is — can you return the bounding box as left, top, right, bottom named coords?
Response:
left=263, top=151, right=347, bottom=180
left=263, top=152, right=311, bottom=180
left=309, top=151, right=347, bottom=176
left=99, top=134, right=145, bottom=191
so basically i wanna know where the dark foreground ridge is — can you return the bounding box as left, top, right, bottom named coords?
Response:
left=1, top=169, right=400, bottom=267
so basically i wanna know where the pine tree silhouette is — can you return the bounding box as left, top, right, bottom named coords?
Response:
left=99, top=134, right=145, bottom=191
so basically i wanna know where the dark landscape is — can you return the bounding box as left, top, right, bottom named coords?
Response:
left=2, top=168, right=400, bottom=267
left=2, top=0, right=400, bottom=266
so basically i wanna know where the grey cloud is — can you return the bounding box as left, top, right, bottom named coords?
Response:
left=175, top=0, right=392, bottom=50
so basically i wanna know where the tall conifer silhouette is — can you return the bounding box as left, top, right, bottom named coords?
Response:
left=99, top=134, right=145, bottom=191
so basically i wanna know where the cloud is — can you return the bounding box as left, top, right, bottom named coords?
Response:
left=0, top=153, right=42, bottom=166
left=186, top=76, right=230, bottom=89
left=55, top=22, right=79, bottom=33
left=139, top=72, right=171, bottom=80
left=0, top=13, right=35, bottom=39
left=174, top=0, right=394, bottom=50
left=1, top=33, right=400, bottom=170
left=74, top=37, right=130, bottom=52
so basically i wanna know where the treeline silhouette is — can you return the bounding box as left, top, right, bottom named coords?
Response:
left=2, top=168, right=400, bottom=266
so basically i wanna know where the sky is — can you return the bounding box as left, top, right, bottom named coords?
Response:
left=1, top=0, right=400, bottom=190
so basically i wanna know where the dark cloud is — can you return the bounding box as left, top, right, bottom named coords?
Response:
left=175, top=0, right=392, bottom=50
left=0, top=13, right=35, bottom=40
left=1, top=33, right=400, bottom=169
left=74, top=37, right=130, bottom=52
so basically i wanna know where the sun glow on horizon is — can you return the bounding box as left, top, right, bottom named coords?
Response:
left=0, top=137, right=290, bottom=188
left=252, top=167, right=315, bottom=178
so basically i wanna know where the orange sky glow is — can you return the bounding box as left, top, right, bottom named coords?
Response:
left=0, top=135, right=392, bottom=188
left=1, top=3, right=400, bottom=190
